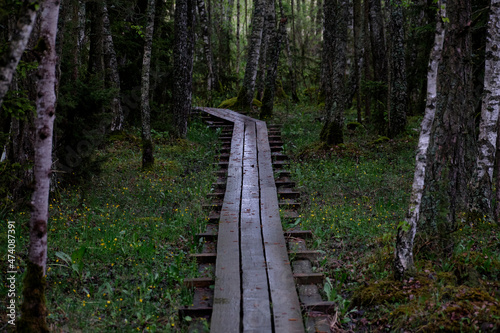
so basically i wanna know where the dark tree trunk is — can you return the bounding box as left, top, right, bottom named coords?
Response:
left=141, top=0, right=156, bottom=168
left=260, top=0, right=287, bottom=119
left=353, top=0, right=363, bottom=123
left=388, top=0, right=407, bottom=138
left=18, top=1, right=60, bottom=332
left=236, top=0, right=266, bottom=110
left=197, top=0, right=216, bottom=95
left=422, top=0, right=476, bottom=235
left=368, top=0, right=388, bottom=131
left=320, top=0, right=348, bottom=145
left=87, top=2, right=104, bottom=79
left=256, top=0, right=275, bottom=101
left=172, top=0, right=195, bottom=137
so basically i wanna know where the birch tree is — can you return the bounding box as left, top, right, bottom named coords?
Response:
left=0, top=0, right=39, bottom=107
left=103, top=2, right=124, bottom=132
left=18, top=1, right=60, bottom=331
left=236, top=0, right=265, bottom=109
left=470, top=0, right=500, bottom=219
left=394, top=1, right=446, bottom=280
left=141, top=0, right=156, bottom=168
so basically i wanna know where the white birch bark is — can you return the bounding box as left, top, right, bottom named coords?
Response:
left=472, top=0, right=500, bottom=214
left=237, top=0, right=266, bottom=108
left=0, top=0, right=39, bottom=107
left=394, top=0, right=446, bottom=279
left=29, top=0, right=60, bottom=276
left=141, top=0, right=155, bottom=168
left=103, top=2, right=124, bottom=132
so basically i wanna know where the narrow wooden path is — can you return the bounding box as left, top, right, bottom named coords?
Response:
left=197, top=107, right=304, bottom=333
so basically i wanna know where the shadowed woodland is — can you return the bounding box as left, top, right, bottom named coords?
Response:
left=0, top=0, right=499, bottom=331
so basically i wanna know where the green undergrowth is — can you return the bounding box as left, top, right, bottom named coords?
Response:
left=0, top=120, right=220, bottom=332
left=274, top=104, right=500, bottom=331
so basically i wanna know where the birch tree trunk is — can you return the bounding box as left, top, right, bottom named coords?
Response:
left=141, top=0, right=155, bottom=169
left=388, top=0, right=407, bottom=138
left=172, top=0, right=195, bottom=138
left=470, top=0, right=500, bottom=218
left=320, top=0, right=348, bottom=145
left=103, top=2, right=124, bottom=132
left=18, top=1, right=60, bottom=331
left=197, top=0, right=216, bottom=95
left=422, top=0, right=475, bottom=233
left=0, top=0, right=39, bottom=108
left=236, top=0, right=266, bottom=110
left=394, top=0, right=446, bottom=280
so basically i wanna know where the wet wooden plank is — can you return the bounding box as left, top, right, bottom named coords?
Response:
left=256, top=120, right=305, bottom=333
left=241, top=121, right=272, bottom=332
left=210, top=120, right=244, bottom=333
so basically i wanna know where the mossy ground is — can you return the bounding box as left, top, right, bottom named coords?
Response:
left=274, top=102, right=500, bottom=332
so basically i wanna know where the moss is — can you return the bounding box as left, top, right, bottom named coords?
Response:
left=320, top=120, right=344, bottom=145
left=346, top=121, right=363, bottom=131
left=18, top=261, right=49, bottom=333
left=218, top=97, right=262, bottom=109
left=370, top=136, right=390, bottom=145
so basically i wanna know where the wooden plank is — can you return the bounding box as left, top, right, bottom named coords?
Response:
left=210, top=120, right=244, bottom=333
left=241, top=121, right=272, bottom=332
left=256, top=120, right=305, bottom=333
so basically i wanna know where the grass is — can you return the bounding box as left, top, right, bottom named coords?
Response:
left=0, top=120, right=219, bottom=332
left=273, top=103, right=500, bottom=331
left=1, top=102, right=499, bottom=332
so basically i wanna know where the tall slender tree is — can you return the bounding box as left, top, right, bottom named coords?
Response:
left=260, top=0, right=287, bottom=119
left=18, top=1, right=61, bottom=331
left=470, top=0, right=500, bottom=219
left=197, top=0, right=216, bottom=96
left=0, top=0, right=39, bottom=107
left=394, top=0, right=446, bottom=280
left=320, top=0, right=348, bottom=145
left=236, top=0, right=265, bottom=110
left=422, top=0, right=475, bottom=237
left=388, top=0, right=407, bottom=137
left=172, top=0, right=195, bottom=137
left=103, top=2, right=124, bottom=132
left=141, top=0, right=156, bottom=168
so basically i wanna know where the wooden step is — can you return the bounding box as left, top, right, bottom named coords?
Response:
left=303, top=301, right=337, bottom=315
left=202, top=202, right=222, bottom=212
left=293, top=273, right=324, bottom=285
left=285, top=230, right=313, bottom=239
left=207, top=211, right=220, bottom=223
left=288, top=250, right=321, bottom=261
left=184, top=277, right=214, bottom=288
left=278, top=188, right=300, bottom=199
left=282, top=210, right=300, bottom=219
left=191, top=253, right=217, bottom=264
left=272, top=153, right=289, bottom=161
left=279, top=201, right=301, bottom=210
left=207, top=192, right=224, bottom=200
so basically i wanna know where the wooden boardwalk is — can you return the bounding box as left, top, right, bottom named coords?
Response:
left=197, top=107, right=304, bottom=333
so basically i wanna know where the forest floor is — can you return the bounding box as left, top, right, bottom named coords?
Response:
left=275, top=102, right=500, bottom=332
left=1, top=102, right=499, bottom=332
